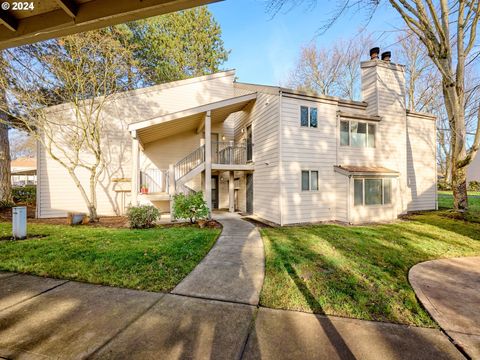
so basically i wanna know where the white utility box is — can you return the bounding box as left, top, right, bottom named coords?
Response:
left=12, top=206, right=27, bottom=240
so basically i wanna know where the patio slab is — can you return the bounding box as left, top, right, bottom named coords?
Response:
left=242, top=307, right=464, bottom=360
left=172, top=212, right=265, bottom=305
left=0, top=280, right=163, bottom=360
left=409, top=256, right=480, bottom=359
left=91, top=294, right=256, bottom=360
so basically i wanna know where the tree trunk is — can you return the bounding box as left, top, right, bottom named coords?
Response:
left=451, top=160, right=468, bottom=210
left=0, top=120, right=12, bottom=204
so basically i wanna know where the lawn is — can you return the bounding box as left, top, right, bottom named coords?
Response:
left=0, top=222, right=220, bottom=292
left=438, top=192, right=480, bottom=213
left=259, top=212, right=480, bottom=327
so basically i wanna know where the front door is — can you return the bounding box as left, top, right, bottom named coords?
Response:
left=212, top=175, right=219, bottom=209
left=246, top=173, right=253, bottom=214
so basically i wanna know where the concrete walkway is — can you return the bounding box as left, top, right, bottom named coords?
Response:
left=172, top=212, right=265, bottom=305
left=0, top=273, right=464, bottom=359
left=410, top=256, right=480, bottom=359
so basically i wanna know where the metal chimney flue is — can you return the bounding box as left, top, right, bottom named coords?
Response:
left=369, top=47, right=380, bottom=60
left=381, top=51, right=391, bottom=62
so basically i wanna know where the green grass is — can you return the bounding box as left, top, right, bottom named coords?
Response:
left=438, top=193, right=480, bottom=214
left=259, top=212, right=480, bottom=327
left=0, top=222, right=220, bottom=292
left=437, top=190, right=480, bottom=196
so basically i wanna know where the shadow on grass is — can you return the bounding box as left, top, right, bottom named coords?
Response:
left=263, top=213, right=480, bottom=326
left=269, top=238, right=356, bottom=360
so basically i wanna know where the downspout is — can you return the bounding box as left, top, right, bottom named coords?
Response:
left=278, top=90, right=285, bottom=226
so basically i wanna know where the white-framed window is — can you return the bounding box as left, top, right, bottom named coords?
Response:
left=353, top=178, right=392, bottom=206
left=300, top=106, right=318, bottom=128
left=340, top=120, right=376, bottom=148
left=301, top=170, right=319, bottom=191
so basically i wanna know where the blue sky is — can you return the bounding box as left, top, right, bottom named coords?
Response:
left=209, top=0, right=405, bottom=85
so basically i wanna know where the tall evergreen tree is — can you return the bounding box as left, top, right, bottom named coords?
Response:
left=121, top=7, right=229, bottom=86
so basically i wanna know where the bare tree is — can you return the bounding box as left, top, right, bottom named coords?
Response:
left=269, top=0, right=480, bottom=211
left=288, top=35, right=372, bottom=100
left=0, top=29, right=138, bottom=221
left=9, top=130, right=36, bottom=160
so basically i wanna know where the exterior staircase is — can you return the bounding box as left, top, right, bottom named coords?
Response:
left=174, top=145, right=205, bottom=192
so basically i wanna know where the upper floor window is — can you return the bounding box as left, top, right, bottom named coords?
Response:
left=340, top=120, right=375, bottom=148
left=300, top=106, right=318, bottom=128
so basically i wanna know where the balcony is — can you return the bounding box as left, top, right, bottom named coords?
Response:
left=140, top=169, right=169, bottom=195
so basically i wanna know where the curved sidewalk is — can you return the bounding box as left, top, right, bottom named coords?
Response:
left=172, top=212, right=265, bottom=305
left=409, top=256, right=480, bottom=359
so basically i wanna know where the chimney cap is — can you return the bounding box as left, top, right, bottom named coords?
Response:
left=381, top=51, right=391, bottom=61
left=369, top=47, right=380, bottom=56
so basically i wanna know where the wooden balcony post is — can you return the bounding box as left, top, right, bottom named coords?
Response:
left=169, top=164, right=175, bottom=221
left=131, top=131, right=139, bottom=206
left=204, top=111, right=212, bottom=216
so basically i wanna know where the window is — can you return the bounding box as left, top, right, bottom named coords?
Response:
left=302, top=170, right=318, bottom=191
left=353, top=178, right=392, bottom=206
left=365, top=179, right=382, bottom=205
left=311, top=171, right=318, bottom=190
left=310, top=108, right=318, bottom=128
left=300, top=106, right=318, bottom=128
left=339, top=120, right=376, bottom=148
left=354, top=179, right=363, bottom=206
left=300, top=106, right=309, bottom=127
left=340, top=121, right=349, bottom=146
left=383, top=178, right=392, bottom=204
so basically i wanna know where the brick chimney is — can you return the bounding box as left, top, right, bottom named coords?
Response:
left=361, top=48, right=405, bottom=117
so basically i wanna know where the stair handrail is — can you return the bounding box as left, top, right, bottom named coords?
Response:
left=174, top=145, right=205, bottom=181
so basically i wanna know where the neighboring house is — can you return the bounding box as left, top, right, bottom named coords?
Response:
left=37, top=54, right=437, bottom=224
left=467, top=152, right=480, bottom=183
left=11, top=158, right=37, bottom=186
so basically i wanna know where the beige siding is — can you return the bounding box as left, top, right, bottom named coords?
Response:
left=335, top=172, right=348, bottom=222
left=359, top=61, right=408, bottom=216
left=38, top=72, right=237, bottom=218
left=37, top=112, right=131, bottom=218
left=406, top=114, right=437, bottom=211
left=280, top=96, right=337, bottom=224
left=233, top=91, right=281, bottom=224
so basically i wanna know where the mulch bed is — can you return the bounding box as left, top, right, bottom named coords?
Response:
left=0, top=207, right=222, bottom=230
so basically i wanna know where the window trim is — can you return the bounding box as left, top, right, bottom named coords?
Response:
left=340, top=119, right=376, bottom=148
left=300, top=105, right=319, bottom=128
left=353, top=177, right=393, bottom=207
left=301, top=170, right=319, bottom=192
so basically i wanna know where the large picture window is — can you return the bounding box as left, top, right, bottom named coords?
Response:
left=340, top=120, right=376, bottom=148
left=300, top=106, right=318, bottom=128
left=302, top=170, right=318, bottom=191
left=353, top=178, right=392, bottom=206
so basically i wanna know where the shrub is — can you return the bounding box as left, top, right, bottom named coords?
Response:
left=173, top=192, right=209, bottom=224
left=12, top=186, right=36, bottom=205
left=127, top=205, right=160, bottom=229
left=468, top=181, right=480, bottom=192
left=0, top=200, right=14, bottom=210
